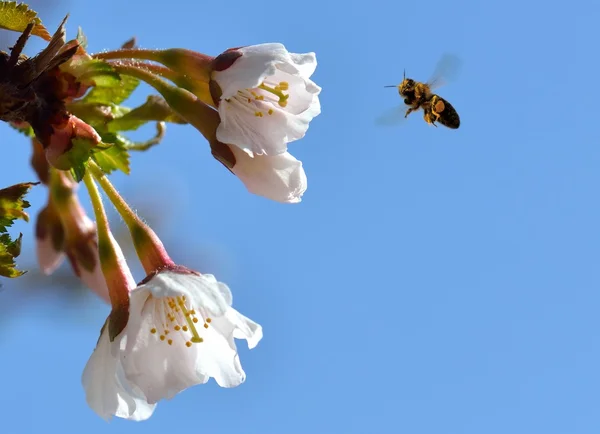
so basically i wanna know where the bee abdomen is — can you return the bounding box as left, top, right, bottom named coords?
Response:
left=432, top=95, right=460, bottom=129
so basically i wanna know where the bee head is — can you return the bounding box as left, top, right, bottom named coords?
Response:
left=398, top=78, right=415, bottom=96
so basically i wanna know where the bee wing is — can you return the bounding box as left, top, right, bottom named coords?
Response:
left=427, top=54, right=462, bottom=91
left=375, top=105, right=407, bottom=127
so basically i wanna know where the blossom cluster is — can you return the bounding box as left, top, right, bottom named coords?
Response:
left=0, top=3, right=320, bottom=421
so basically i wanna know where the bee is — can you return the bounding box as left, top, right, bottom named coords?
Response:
left=377, top=54, right=461, bottom=129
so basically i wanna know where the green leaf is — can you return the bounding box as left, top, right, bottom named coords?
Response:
left=93, top=141, right=130, bottom=175
left=0, top=182, right=38, bottom=232
left=8, top=121, right=34, bottom=137
left=64, top=58, right=121, bottom=87
left=107, top=95, right=187, bottom=132
left=83, top=75, right=140, bottom=105
left=0, top=233, right=25, bottom=278
left=76, top=26, right=88, bottom=50
left=0, top=1, right=51, bottom=40
left=56, top=138, right=96, bottom=181
left=0, top=181, right=39, bottom=278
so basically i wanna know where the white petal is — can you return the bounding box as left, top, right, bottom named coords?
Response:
left=36, top=235, right=64, bottom=275
left=138, top=272, right=230, bottom=316
left=215, top=43, right=292, bottom=99
left=217, top=97, right=290, bottom=156
left=78, top=262, right=110, bottom=304
left=82, top=327, right=156, bottom=421
left=121, top=271, right=261, bottom=397
left=230, top=147, right=307, bottom=203
left=287, top=52, right=318, bottom=78
left=122, top=288, right=209, bottom=403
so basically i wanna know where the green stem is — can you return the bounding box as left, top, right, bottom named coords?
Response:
left=107, top=60, right=215, bottom=106
left=87, top=159, right=174, bottom=274
left=111, top=64, right=220, bottom=142
left=93, top=48, right=164, bottom=62
left=82, top=167, right=131, bottom=339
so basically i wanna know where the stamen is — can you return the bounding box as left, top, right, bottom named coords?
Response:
left=150, top=296, right=207, bottom=347
left=258, top=83, right=289, bottom=107
left=177, top=297, right=204, bottom=344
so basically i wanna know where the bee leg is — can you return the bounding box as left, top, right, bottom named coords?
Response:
left=404, top=107, right=415, bottom=118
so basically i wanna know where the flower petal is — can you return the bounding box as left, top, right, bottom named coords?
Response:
left=77, top=261, right=110, bottom=303
left=229, top=147, right=307, bottom=203
left=217, top=97, right=291, bottom=156
left=122, top=288, right=210, bottom=403
left=138, top=271, right=230, bottom=316
left=215, top=43, right=293, bottom=99
left=36, top=236, right=64, bottom=275
left=82, top=327, right=156, bottom=421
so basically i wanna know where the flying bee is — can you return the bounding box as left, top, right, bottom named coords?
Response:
left=377, top=54, right=461, bottom=129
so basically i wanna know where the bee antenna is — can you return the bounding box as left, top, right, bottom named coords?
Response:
left=403, top=69, right=406, bottom=80
left=383, top=85, right=397, bottom=88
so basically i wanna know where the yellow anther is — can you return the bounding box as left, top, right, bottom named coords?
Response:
left=182, top=325, right=189, bottom=332
left=278, top=81, right=289, bottom=91
left=247, top=98, right=251, bottom=103
left=256, top=95, right=265, bottom=101
left=258, top=83, right=289, bottom=107
left=255, top=111, right=263, bottom=117
left=174, top=325, right=181, bottom=331
left=278, top=94, right=289, bottom=108
left=160, top=335, right=165, bottom=341
left=186, top=341, right=192, bottom=347
left=164, top=330, right=169, bottom=335
left=206, top=318, right=212, bottom=323
left=268, top=109, right=274, bottom=115
left=204, top=323, right=209, bottom=329
left=150, top=328, right=157, bottom=334
left=193, top=317, right=199, bottom=323
left=168, top=339, right=173, bottom=345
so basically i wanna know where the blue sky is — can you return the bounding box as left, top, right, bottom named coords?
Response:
left=0, top=0, right=598, bottom=433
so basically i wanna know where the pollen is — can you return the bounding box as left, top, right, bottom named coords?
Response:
left=193, top=317, right=199, bottom=323
left=204, top=323, right=209, bottom=329
left=168, top=339, right=173, bottom=345
left=160, top=335, right=165, bottom=341
left=206, top=318, right=212, bottom=323
left=186, top=341, right=192, bottom=347
left=255, top=111, right=263, bottom=117
left=150, top=328, right=157, bottom=334
left=268, top=109, right=274, bottom=115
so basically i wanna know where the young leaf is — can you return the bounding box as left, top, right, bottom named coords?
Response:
left=0, top=181, right=39, bottom=278
left=8, top=121, right=35, bottom=137
left=57, top=138, right=96, bottom=181
left=83, top=75, right=140, bottom=105
left=0, top=232, right=25, bottom=278
left=76, top=26, right=88, bottom=50
left=0, top=1, right=51, bottom=40
left=0, top=182, right=38, bottom=232
left=65, top=58, right=122, bottom=87
left=107, top=95, right=188, bottom=132
left=93, top=141, right=130, bottom=175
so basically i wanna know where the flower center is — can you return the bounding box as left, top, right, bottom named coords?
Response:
left=149, top=295, right=213, bottom=348
left=225, top=80, right=290, bottom=118
left=257, top=81, right=289, bottom=108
